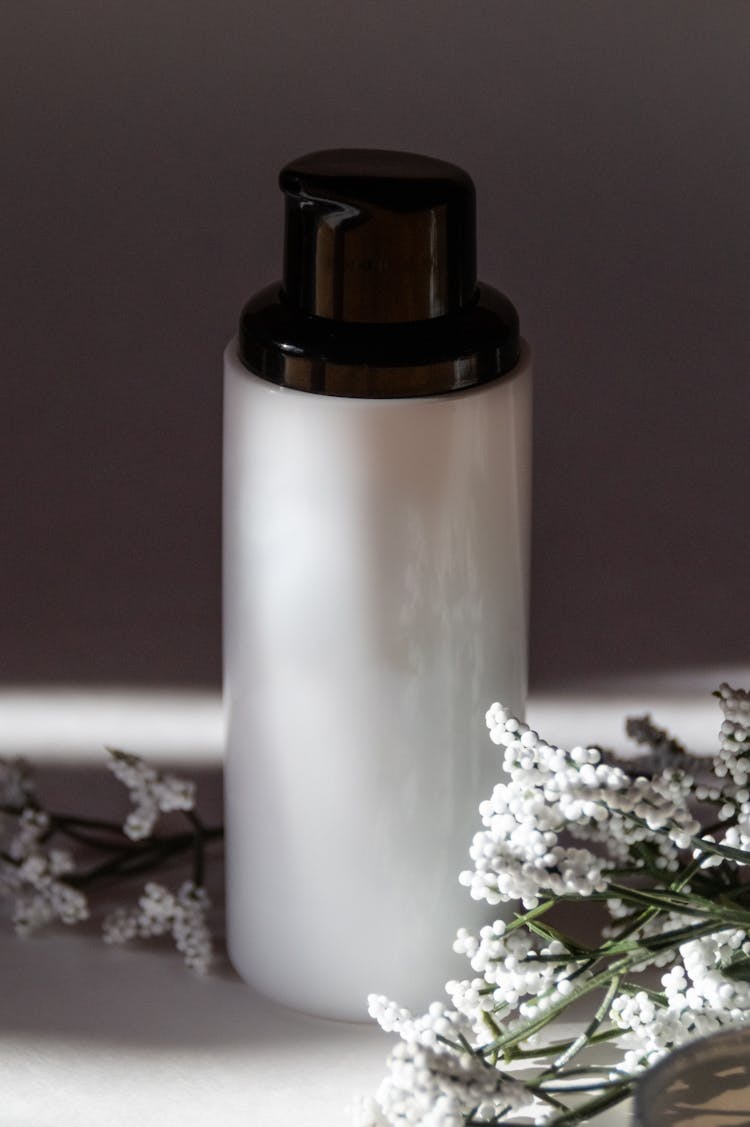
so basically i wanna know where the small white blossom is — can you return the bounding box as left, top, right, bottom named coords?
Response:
left=0, top=757, right=34, bottom=807
left=0, top=801, right=88, bottom=937
left=107, top=750, right=196, bottom=840
left=0, top=847, right=88, bottom=937
left=371, top=1039, right=527, bottom=1126
left=348, top=1097, right=390, bottom=1127
left=102, top=906, right=139, bottom=944
left=7, top=807, right=49, bottom=860
left=172, top=882, right=213, bottom=973
left=368, top=996, right=475, bottom=1051
left=102, top=880, right=212, bottom=973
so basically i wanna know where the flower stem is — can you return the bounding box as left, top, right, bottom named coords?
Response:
left=68, top=826, right=222, bottom=888
left=544, top=1077, right=634, bottom=1125
left=504, top=1028, right=620, bottom=1061
left=487, top=955, right=640, bottom=1056
left=186, top=810, right=206, bottom=887
left=542, top=973, right=622, bottom=1075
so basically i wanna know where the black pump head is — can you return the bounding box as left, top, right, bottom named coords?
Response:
left=238, top=148, right=520, bottom=397
left=279, top=148, right=477, bottom=323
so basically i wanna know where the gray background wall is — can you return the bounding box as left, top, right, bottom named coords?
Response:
left=2, top=1, right=748, bottom=689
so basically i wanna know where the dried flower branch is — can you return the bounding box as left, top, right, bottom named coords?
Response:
left=0, top=748, right=222, bottom=974
left=362, top=684, right=750, bottom=1126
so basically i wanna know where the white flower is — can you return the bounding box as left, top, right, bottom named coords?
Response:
left=460, top=705, right=703, bottom=915
left=101, top=906, right=139, bottom=944
left=368, top=996, right=475, bottom=1051
left=348, top=1097, right=389, bottom=1127
left=102, top=880, right=212, bottom=973
left=0, top=803, right=87, bottom=936
left=8, top=807, right=49, bottom=861
left=107, top=750, right=196, bottom=840
left=0, top=757, right=34, bottom=807
left=0, top=847, right=88, bottom=937
left=173, top=882, right=213, bottom=973
left=371, top=1039, right=527, bottom=1126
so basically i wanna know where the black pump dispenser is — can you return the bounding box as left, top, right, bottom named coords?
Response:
left=239, top=148, right=520, bottom=397
left=280, top=149, right=477, bottom=322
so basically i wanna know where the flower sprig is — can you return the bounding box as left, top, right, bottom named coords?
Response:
left=360, top=683, right=750, bottom=1126
left=0, top=749, right=222, bottom=973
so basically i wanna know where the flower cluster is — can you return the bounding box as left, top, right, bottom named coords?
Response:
left=360, top=998, right=528, bottom=1126
left=364, top=683, right=750, bottom=1126
left=0, top=807, right=88, bottom=936
left=0, top=755, right=34, bottom=808
left=1, top=750, right=219, bottom=975
left=609, top=925, right=750, bottom=1074
left=460, top=702, right=699, bottom=916
left=447, top=924, right=587, bottom=1046
left=107, top=749, right=196, bottom=840
left=103, top=880, right=213, bottom=973
left=709, top=684, right=750, bottom=857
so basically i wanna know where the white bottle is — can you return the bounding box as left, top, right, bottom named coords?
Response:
left=223, top=149, right=532, bottom=1021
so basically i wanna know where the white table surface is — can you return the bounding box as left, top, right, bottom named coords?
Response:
left=1, top=670, right=745, bottom=1126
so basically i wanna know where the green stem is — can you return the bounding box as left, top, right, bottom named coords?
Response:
left=542, top=1065, right=624, bottom=1080
left=496, top=855, right=708, bottom=1053
left=545, top=1078, right=634, bottom=1126
left=619, top=809, right=750, bottom=865
left=50, top=825, right=138, bottom=853
left=601, top=855, right=703, bottom=947
left=606, top=881, right=736, bottom=917
left=601, top=916, right=740, bottom=957
left=186, top=810, right=206, bottom=887
left=1, top=804, right=126, bottom=836
left=68, top=826, right=222, bottom=888
left=542, top=974, right=622, bottom=1075
left=526, top=918, right=593, bottom=956
left=502, top=1028, right=620, bottom=1062
left=521, top=952, right=590, bottom=964
left=539, top=1078, right=631, bottom=1094
left=487, top=955, right=639, bottom=1056
left=504, top=899, right=557, bottom=934
left=51, top=812, right=129, bottom=834
left=618, top=982, right=667, bottom=1006
left=481, top=1011, right=503, bottom=1042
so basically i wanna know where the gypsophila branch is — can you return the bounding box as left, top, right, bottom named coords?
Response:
left=0, top=750, right=222, bottom=973
left=361, top=683, right=750, bottom=1126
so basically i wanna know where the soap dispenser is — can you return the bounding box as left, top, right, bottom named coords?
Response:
left=223, top=148, right=532, bottom=1020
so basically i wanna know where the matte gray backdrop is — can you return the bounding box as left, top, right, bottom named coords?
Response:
left=2, top=1, right=748, bottom=688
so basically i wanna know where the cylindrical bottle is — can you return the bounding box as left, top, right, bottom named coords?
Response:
left=223, top=149, right=532, bottom=1021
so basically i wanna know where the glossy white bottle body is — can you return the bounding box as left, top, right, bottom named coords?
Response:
left=223, top=340, right=532, bottom=1020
